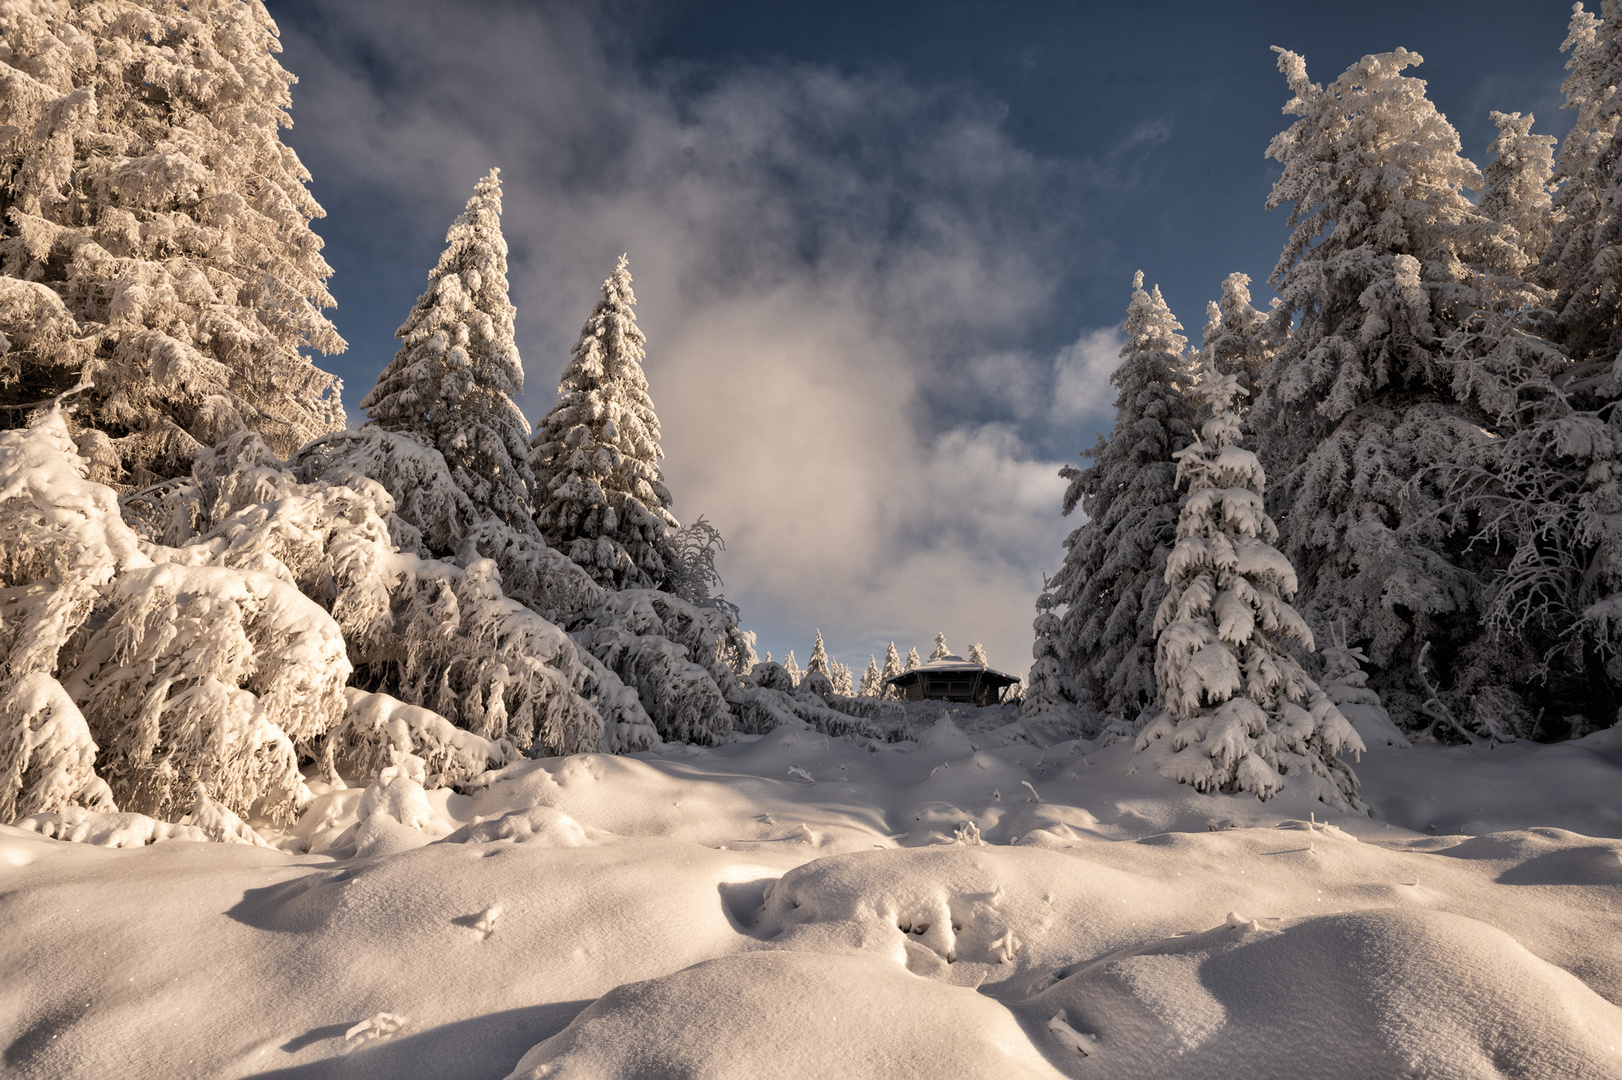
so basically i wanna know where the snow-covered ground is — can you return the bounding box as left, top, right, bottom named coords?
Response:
left=4, top=712, right=1622, bottom=1079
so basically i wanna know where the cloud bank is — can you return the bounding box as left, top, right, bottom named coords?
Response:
left=277, top=0, right=1128, bottom=674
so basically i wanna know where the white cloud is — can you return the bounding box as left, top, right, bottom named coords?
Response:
left=1052, top=326, right=1124, bottom=425
left=277, top=1, right=1095, bottom=675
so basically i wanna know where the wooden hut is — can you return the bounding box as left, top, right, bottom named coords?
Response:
left=882, top=655, right=1020, bottom=706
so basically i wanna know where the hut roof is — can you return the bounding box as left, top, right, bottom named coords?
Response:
left=882, top=655, right=1020, bottom=706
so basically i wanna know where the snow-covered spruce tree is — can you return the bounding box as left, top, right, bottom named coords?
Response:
left=859, top=656, right=883, bottom=697
left=968, top=642, right=989, bottom=666
left=830, top=660, right=854, bottom=697
left=782, top=650, right=802, bottom=686
left=806, top=630, right=833, bottom=680
left=0, top=0, right=345, bottom=486
left=360, top=169, right=536, bottom=534
left=1481, top=111, right=1557, bottom=294
left=1137, top=359, right=1363, bottom=809
left=1256, top=47, right=1519, bottom=726
left=1202, top=273, right=1274, bottom=390
left=530, top=255, right=679, bottom=589
left=905, top=647, right=921, bottom=671
left=1038, top=273, right=1197, bottom=725
left=1540, top=1, right=1622, bottom=361
left=929, top=632, right=951, bottom=662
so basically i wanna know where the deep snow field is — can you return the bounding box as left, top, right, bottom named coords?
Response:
left=4, top=708, right=1622, bottom=1079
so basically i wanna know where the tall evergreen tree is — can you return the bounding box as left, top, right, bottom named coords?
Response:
left=782, top=650, right=802, bottom=687
left=360, top=169, right=535, bottom=534
left=1481, top=111, right=1557, bottom=293
left=0, top=0, right=346, bottom=485
left=1257, top=47, right=1514, bottom=724
left=905, top=647, right=921, bottom=671
left=531, top=255, right=679, bottom=589
left=929, top=632, right=952, bottom=662
left=1540, top=1, right=1622, bottom=358
left=1044, top=273, right=1197, bottom=723
left=1137, top=357, right=1363, bottom=808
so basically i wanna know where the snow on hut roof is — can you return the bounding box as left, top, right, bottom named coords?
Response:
left=882, top=654, right=1019, bottom=684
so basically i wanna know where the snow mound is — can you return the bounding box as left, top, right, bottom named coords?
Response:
left=502, top=950, right=1064, bottom=1080
left=1026, top=908, right=1622, bottom=1079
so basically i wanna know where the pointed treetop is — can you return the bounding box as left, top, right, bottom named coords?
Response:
left=530, top=252, right=679, bottom=588
left=359, top=166, right=535, bottom=536
left=929, top=632, right=952, bottom=662
left=808, top=630, right=831, bottom=676
left=905, top=647, right=921, bottom=671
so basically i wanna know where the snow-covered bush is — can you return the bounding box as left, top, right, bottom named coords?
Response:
left=65, top=560, right=349, bottom=823
left=0, top=673, right=115, bottom=823
left=1137, top=359, right=1364, bottom=809
left=570, top=589, right=754, bottom=745
left=333, top=689, right=506, bottom=789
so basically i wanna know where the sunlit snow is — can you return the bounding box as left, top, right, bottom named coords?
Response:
left=5, top=711, right=1620, bottom=1078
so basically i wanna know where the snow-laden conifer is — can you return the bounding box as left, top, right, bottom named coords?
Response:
left=531, top=256, right=679, bottom=589
left=0, top=0, right=345, bottom=485
left=968, top=643, right=989, bottom=667
left=859, top=656, right=884, bottom=697
left=808, top=631, right=832, bottom=679
left=783, top=651, right=802, bottom=687
left=929, top=632, right=951, bottom=662
left=880, top=642, right=904, bottom=699
left=905, top=647, right=921, bottom=671
left=831, top=661, right=854, bottom=697
left=1041, top=273, right=1197, bottom=725
left=1202, top=273, right=1274, bottom=390
left=1138, top=358, right=1363, bottom=809
left=360, top=169, right=536, bottom=534
left=1481, top=112, right=1557, bottom=292
left=1540, top=1, right=1622, bottom=358
left=1257, top=48, right=1515, bottom=723
left=1022, top=584, right=1083, bottom=718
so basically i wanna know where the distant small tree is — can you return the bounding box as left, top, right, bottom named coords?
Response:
left=783, top=650, right=802, bottom=687
left=859, top=656, right=884, bottom=697
left=830, top=660, right=854, bottom=697
left=881, top=641, right=904, bottom=699
left=807, top=630, right=832, bottom=679
left=360, top=169, right=536, bottom=534
left=1202, top=272, right=1273, bottom=390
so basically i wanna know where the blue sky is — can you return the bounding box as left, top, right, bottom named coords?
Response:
left=270, top=0, right=1579, bottom=675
